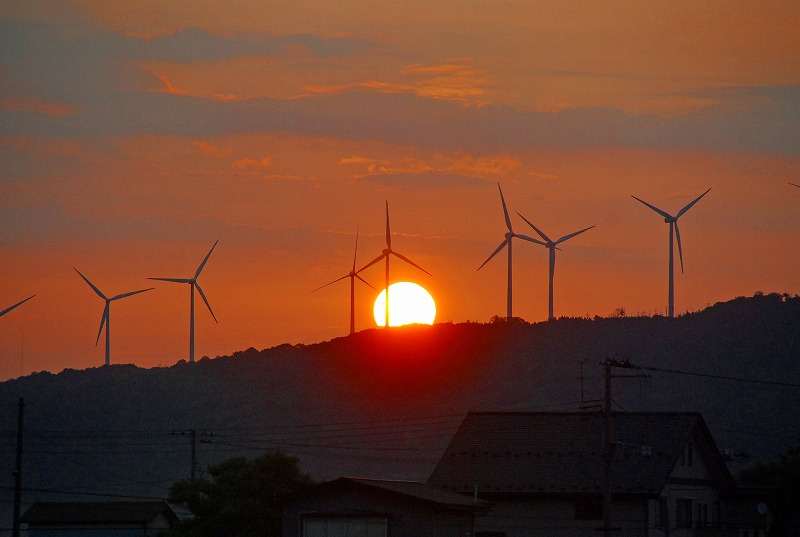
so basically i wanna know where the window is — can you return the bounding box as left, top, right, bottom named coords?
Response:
left=655, top=498, right=668, bottom=528
left=676, top=499, right=693, bottom=528
left=303, top=516, right=387, bottom=537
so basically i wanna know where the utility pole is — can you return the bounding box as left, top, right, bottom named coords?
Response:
left=601, top=359, right=647, bottom=537
left=173, top=429, right=212, bottom=481
left=12, top=397, right=24, bottom=537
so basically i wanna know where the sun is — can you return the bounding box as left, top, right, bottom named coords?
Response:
left=373, top=282, right=436, bottom=327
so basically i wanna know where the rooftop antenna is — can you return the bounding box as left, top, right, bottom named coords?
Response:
left=478, top=183, right=544, bottom=318
left=631, top=188, right=711, bottom=318
left=149, top=241, right=219, bottom=362
left=74, top=268, right=153, bottom=366
left=313, top=228, right=377, bottom=334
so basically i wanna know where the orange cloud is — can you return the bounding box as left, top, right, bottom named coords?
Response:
left=0, top=97, right=75, bottom=117
left=234, top=156, right=273, bottom=169
left=142, top=66, right=189, bottom=95
left=193, top=140, right=231, bottom=157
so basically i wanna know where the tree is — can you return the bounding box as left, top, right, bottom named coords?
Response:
left=738, top=442, right=800, bottom=536
left=165, top=450, right=315, bottom=537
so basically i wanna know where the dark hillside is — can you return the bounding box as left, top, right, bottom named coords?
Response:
left=0, top=292, right=798, bottom=521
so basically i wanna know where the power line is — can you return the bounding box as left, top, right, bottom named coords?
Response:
left=639, top=364, right=800, bottom=388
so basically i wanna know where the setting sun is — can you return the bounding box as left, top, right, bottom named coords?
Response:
left=373, top=282, right=436, bottom=327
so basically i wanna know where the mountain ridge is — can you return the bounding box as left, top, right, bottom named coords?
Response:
left=1, top=292, right=798, bottom=513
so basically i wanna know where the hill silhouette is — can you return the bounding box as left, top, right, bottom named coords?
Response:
left=0, top=292, right=798, bottom=515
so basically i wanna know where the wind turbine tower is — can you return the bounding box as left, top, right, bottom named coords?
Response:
left=632, top=188, right=711, bottom=318
left=517, top=213, right=594, bottom=321
left=357, top=202, right=430, bottom=327
left=74, top=268, right=152, bottom=365
left=478, top=183, right=544, bottom=318
left=313, top=229, right=377, bottom=334
left=149, top=241, right=219, bottom=362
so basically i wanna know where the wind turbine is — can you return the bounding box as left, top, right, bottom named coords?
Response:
left=148, top=241, right=219, bottom=362
left=516, top=213, right=594, bottom=321
left=74, top=269, right=152, bottom=366
left=313, top=229, right=377, bottom=334
left=478, top=183, right=545, bottom=319
left=632, top=188, right=711, bottom=318
left=0, top=296, right=35, bottom=318
left=357, top=202, right=431, bottom=328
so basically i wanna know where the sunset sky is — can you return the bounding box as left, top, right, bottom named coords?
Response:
left=1, top=0, right=799, bottom=380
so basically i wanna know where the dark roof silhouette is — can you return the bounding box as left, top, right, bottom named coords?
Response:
left=427, top=411, right=734, bottom=496
left=21, top=501, right=179, bottom=525
left=313, top=477, right=490, bottom=511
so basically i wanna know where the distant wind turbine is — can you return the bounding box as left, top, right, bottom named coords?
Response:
left=632, top=188, right=711, bottom=318
left=478, top=183, right=545, bottom=319
left=357, top=202, right=431, bottom=328
left=0, top=296, right=35, bottom=318
left=148, top=241, right=219, bottom=362
left=313, top=229, right=377, bottom=334
left=516, top=213, right=594, bottom=321
left=74, top=269, right=152, bottom=366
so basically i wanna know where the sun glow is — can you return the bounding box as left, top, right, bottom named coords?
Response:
left=373, top=282, right=436, bottom=327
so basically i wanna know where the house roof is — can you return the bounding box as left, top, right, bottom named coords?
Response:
left=313, top=477, right=490, bottom=512
left=427, top=411, right=734, bottom=497
left=21, top=501, right=179, bottom=525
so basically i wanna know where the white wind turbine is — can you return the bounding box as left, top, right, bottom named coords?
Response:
left=148, top=241, right=218, bottom=362
left=478, top=183, right=545, bottom=319
left=313, top=229, right=377, bottom=334
left=0, top=296, right=35, bottom=318
left=632, top=188, right=711, bottom=318
left=516, top=213, right=594, bottom=321
left=74, top=268, right=152, bottom=366
left=357, top=202, right=431, bottom=328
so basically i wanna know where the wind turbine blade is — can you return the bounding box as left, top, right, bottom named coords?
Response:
left=478, top=239, right=509, bottom=270
left=555, top=225, right=595, bottom=244
left=195, top=283, right=218, bottom=323
left=74, top=267, right=107, bottom=300
left=631, top=196, right=673, bottom=220
left=356, top=253, right=386, bottom=274
left=498, top=183, right=514, bottom=232
left=96, top=304, right=108, bottom=346
left=0, top=295, right=35, bottom=318
left=312, top=275, right=349, bottom=292
left=391, top=251, right=432, bottom=276
left=516, top=212, right=551, bottom=243
left=352, top=227, right=360, bottom=272
left=676, top=188, right=711, bottom=218
left=385, top=201, right=392, bottom=249
left=355, top=273, right=378, bottom=292
left=148, top=277, right=193, bottom=284
left=109, top=288, right=154, bottom=301
left=195, top=240, right=219, bottom=278
left=514, top=233, right=547, bottom=246
left=675, top=221, right=685, bottom=273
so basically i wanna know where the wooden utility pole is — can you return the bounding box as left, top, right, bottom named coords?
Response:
left=12, top=397, right=24, bottom=537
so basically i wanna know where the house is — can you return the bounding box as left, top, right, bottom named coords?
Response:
left=427, top=412, right=769, bottom=537
left=21, top=500, right=181, bottom=536
left=282, top=476, right=490, bottom=537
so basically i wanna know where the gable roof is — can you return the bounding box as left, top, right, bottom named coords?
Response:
left=21, top=501, right=179, bottom=525
left=427, top=412, right=734, bottom=497
left=312, top=477, right=490, bottom=512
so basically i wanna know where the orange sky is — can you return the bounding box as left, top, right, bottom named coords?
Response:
left=1, top=1, right=799, bottom=380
